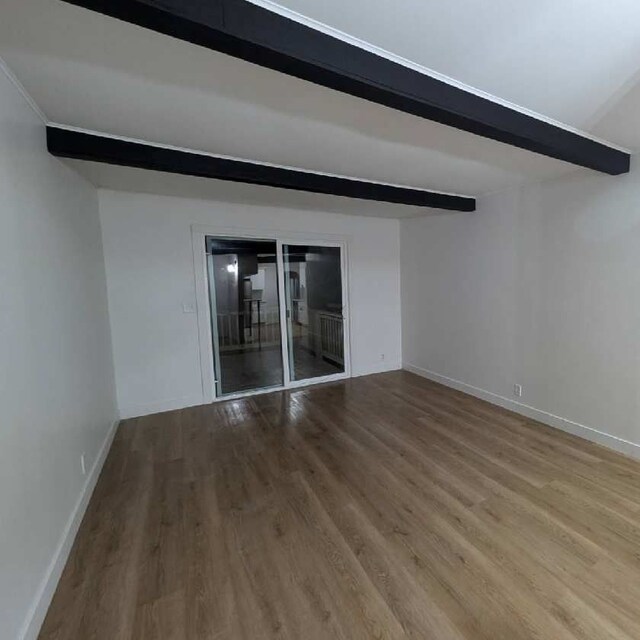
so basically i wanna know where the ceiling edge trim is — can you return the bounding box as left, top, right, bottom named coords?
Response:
left=0, top=55, right=48, bottom=123
left=246, top=0, right=631, bottom=153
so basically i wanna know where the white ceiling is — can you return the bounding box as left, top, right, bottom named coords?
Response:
left=266, top=0, right=640, bottom=134
left=592, top=80, right=640, bottom=151
left=1, top=0, right=638, bottom=215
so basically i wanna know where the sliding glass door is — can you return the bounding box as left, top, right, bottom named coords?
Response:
left=206, top=237, right=284, bottom=396
left=283, top=244, right=345, bottom=382
left=205, top=235, right=347, bottom=398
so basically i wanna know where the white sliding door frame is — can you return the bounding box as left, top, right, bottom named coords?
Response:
left=191, top=224, right=351, bottom=404
left=278, top=237, right=351, bottom=391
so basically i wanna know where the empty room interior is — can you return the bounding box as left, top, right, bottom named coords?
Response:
left=4, top=1, right=640, bottom=638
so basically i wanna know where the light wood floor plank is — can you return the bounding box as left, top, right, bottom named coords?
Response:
left=39, top=371, right=640, bottom=639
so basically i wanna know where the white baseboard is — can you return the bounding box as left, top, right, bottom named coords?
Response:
left=20, top=418, right=120, bottom=640
left=353, top=361, right=402, bottom=377
left=119, top=394, right=205, bottom=419
left=403, top=363, right=640, bottom=460
left=120, top=366, right=404, bottom=419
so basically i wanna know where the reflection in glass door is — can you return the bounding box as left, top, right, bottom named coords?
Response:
left=283, top=244, right=345, bottom=382
left=206, top=237, right=284, bottom=396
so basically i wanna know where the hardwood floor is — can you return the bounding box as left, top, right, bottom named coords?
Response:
left=39, top=371, right=640, bottom=639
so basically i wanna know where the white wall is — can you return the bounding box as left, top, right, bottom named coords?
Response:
left=402, top=159, right=640, bottom=457
left=0, top=68, right=118, bottom=639
left=98, top=189, right=402, bottom=418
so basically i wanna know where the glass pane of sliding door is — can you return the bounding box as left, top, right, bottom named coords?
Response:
left=206, top=237, right=283, bottom=396
left=283, top=244, right=345, bottom=382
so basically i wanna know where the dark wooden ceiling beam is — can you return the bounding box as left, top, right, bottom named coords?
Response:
left=60, top=0, right=630, bottom=175
left=47, top=127, right=476, bottom=211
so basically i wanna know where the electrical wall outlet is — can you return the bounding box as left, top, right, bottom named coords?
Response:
left=80, top=453, right=87, bottom=476
left=513, top=384, right=523, bottom=398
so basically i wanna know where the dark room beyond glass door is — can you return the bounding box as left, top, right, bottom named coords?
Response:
left=283, top=244, right=345, bottom=382
left=206, top=237, right=284, bottom=396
